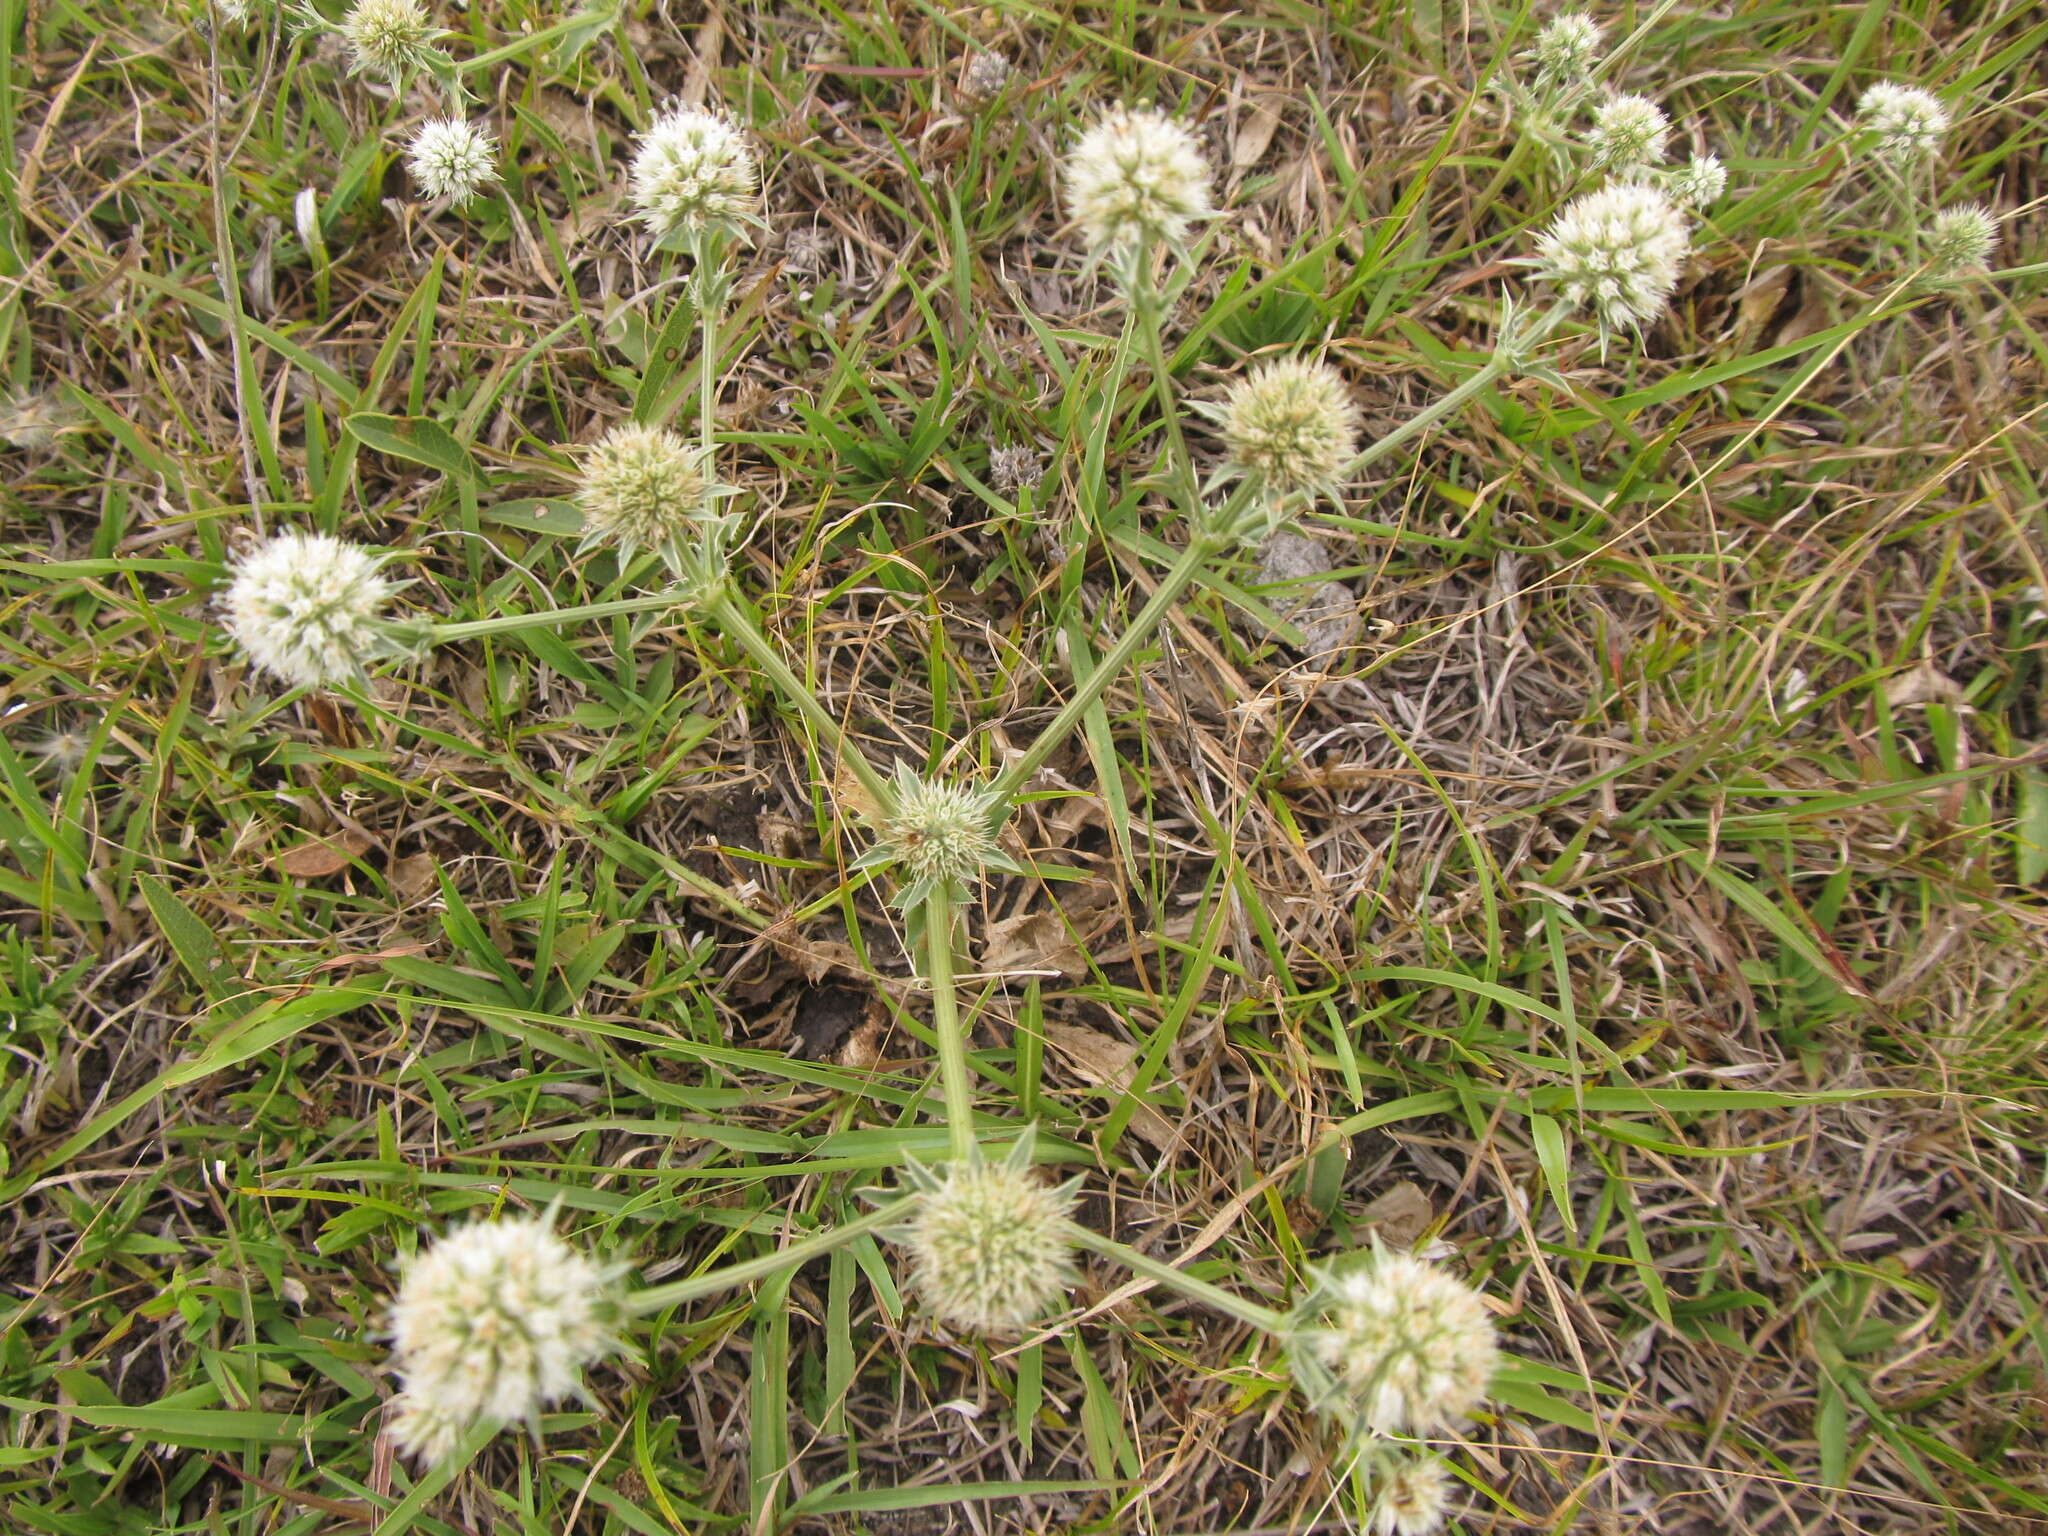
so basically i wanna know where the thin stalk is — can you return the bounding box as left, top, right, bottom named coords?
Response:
left=1067, top=1225, right=1289, bottom=1335
left=626, top=1205, right=900, bottom=1315
left=694, top=244, right=725, bottom=467
left=922, top=886, right=977, bottom=1161
left=703, top=587, right=896, bottom=814
left=432, top=591, right=686, bottom=642
left=1131, top=278, right=1203, bottom=525
left=991, top=530, right=1228, bottom=803
left=1342, top=301, right=1572, bottom=481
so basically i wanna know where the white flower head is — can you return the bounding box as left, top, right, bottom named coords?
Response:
left=1923, top=202, right=1998, bottom=285
left=338, top=0, right=444, bottom=84
left=628, top=105, right=759, bottom=245
left=989, top=443, right=1043, bottom=494
left=1532, top=13, right=1602, bottom=86
left=405, top=118, right=499, bottom=206
left=852, top=766, right=1021, bottom=909
left=386, top=1213, right=623, bottom=1464
left=1587, top=93, right=1669, bottom=173
left=1665, top=153, right=1727, bottom=208
left=1290, top=1248, right=1499, bottom=1435
left=1529, top=181, right=1691, bottom=338
left=895, top=1136, right=1079, bottom=1335
left=220, top=531, right=407, bottom=690
left=1371, top=1454, right=1455, bottom=1536
left=1208, top=357, right=1360, bottom=517
left=1063, top=105, right=1215, bottom=260
left=574, top=423, right=732, bottom=585
left=0, top=388, right=77, bottom=453
left=1856, top=82, right=1949, bottom=163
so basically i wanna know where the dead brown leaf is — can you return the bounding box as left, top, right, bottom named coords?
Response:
left=1038, top=1020, right=1178, bottom=1152
left=981, top=909, right=1088, bottom=980
left=274, top=831, right=371, bottom=878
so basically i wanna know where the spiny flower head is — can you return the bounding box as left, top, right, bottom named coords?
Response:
left=1529, top=181, right=1691, bottom=337
left=1371, top=1454, right=1454, bottom=1536
left=628, top=106, right=758, bottom=245
left=1211, top=356, right=1360, bottom=509
left=574, top=423, right=730, bottom=582
left=1924, top=202, right=1998, bottom=285
left=1290, top=1248, right=1499, bottom=1435
left=338, top=0, right=443, bottom=84
left=989, top=443, right=1043, bottom=495
left=386, top=1213, right=623, bottom=1464
left=960, top=49, right=1012, bottom=103
left=405, top=118, right=498, bottom=206
left=895, top=1138, right=1078, bottom=1335
left=852, top=766, right=1020, bottom=909
left=1062, top=105, right=1215, bottom=259
left=1665, top=153, right=1727, bottom=208
left=1856, top=82, right=1949, bottom=163
left=1531, top=13, right=1602, bottom=86
left=1586, top=93, right=1669, bottom=173
left=220, top=531, right=406, bottom=690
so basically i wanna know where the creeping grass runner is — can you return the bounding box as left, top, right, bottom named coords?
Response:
left=4, top=1, right=2045, bottom=1533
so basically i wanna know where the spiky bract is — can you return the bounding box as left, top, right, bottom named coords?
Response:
left=386, top=1214, right=622, bottom=1463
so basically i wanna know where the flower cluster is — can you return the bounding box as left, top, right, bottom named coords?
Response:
left=574, top=423, right=731, bottom=585
left=1529, top=181, right=1692, bottom=338
left=894, top=1140, right=1079, bottom=1334
left=1924, top=203, right=1999, bottom=284
left=1856, top=82, right=1949, bottom=164
left=405, top=118, right=499, bottom=206
left=220, top=532, right=409, bottom=690
left=1290, top=1248, right=1499, bottom=1435
left=386, top=1214, right=623, bottom=1464
left=628, top=106, right=759, bottom=245
left=336, top=0, right=445, bottom=85
left=852, top=766, right=1021, bottom=909
left=1586, top=93, right=1669, bottom=173
left=1063, top=105, right=1214, bottom=261
left=1531, top=13, right=1601, bottom=92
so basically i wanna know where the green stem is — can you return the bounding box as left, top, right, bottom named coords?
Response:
left=1067, top=1225, right=1290, bottom=1335
left=625, top=1205, right=900, bottom=1315
left=703, top=587, right=896, bottom=815
left=991, top=530, right=1228, bottom=804
left=431, top=592, right=686, bottom=642
left=1345, top=352, right=1511, bottom=482
left=922, top=886, right=977, bottom=1161
left=1131, top=280, right=1203, bottom=526
left=695, top=244, right=724, bottom=467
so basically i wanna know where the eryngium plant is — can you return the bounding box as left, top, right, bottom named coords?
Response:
left=405, top=118, right=499, bottom=206
left=1062, top=105, right=1215, bottom=260
left=574, top=422, right=731, bottom=584
left=1855, top=82, right=1949, bottom=164
left=1923, top=203, right=1999, bottom=284
left=336, top=0, right=445, bottom=85
left=1529, top=181, right=1691, bottom=339
left=851, top=765, right=1023, bottom=910
left=1585, top=93, right=1669, bottom=173
left=386, top=1214, right=623, bottom=1463
left=1370, top=1453, right=1454, bottom=1536
left=1665, top=153, right=1728, bottom=209
left=220, top=531, right=411, bottom=690
left=1288, top=1248, right=1499, bottom=1436
left=894, top=1138, right=1079, bottom=1334
left=628, top=105, right=759, bottom=245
